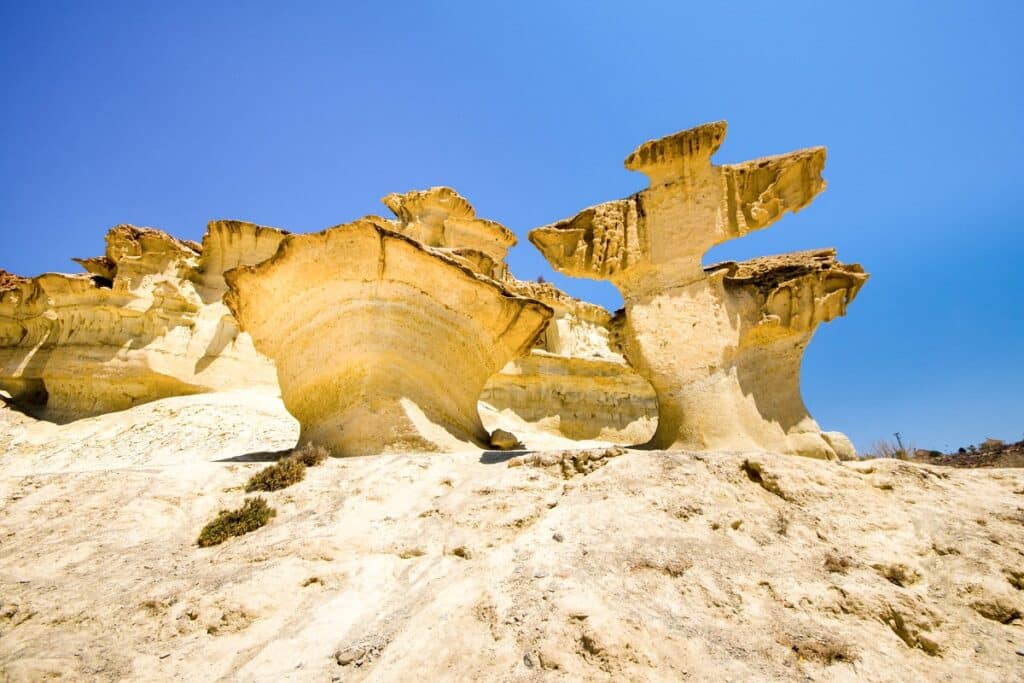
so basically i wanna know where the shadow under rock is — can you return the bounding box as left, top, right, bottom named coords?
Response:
left=479, top=450, right=533, bottom=465
left=214, top=448, right=293, bottom=463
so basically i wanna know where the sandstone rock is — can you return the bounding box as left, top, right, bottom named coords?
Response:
left=822, top=431, right=858, bottom=460
left=383, top=186, right=516, bottom=280
left=488, top=429, right=521, bottom=450
left=379, top=187, right=656, bottom=445
left=0, top=223, right=281, bottom=420
left=610, top=249, right=866, bottom=458
left=481, top=354, right=657, bottom=443
left=195, top=219, right=290, bottom=299
left=3, top=392, right=1024, bottom=681
left=481, top=278, right=658, bottom=444
left=224, top=217, right=552, bottom=455
left=529, top=121, right=865, bottom=457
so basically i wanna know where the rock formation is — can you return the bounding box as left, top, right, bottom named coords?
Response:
left=0, top=193, right=654, bottom=448
left=530, top=121, right=867, bottom=458
left=0, top=220, right=287, bottom=419
left=224, top=196, right=553, bottom=456
left=481, top=279, right=657, bottom=443
left=381, top=186, right=516, bottom=280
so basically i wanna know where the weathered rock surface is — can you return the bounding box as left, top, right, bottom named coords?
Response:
left=609, top=249, right=867, bottom=457
left=1, top=198, right=654, bottom=446
left=195, top=219, right=290, bottom=300
left=530, top=121, right=865, bottom=457
left=224, top=216, right=552, bottom=455
left=481, top=353, right=657, bottom=444
left=482, top=279, right=658, bottom=444
left=1, top=393, right=1022, bottom=682
left=383, top=186, right=517, bottom=280
left=0, top=223, right=284, bottom=420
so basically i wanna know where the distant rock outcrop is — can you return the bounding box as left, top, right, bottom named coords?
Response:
left=530, top=121, right=867, bottom=458
left=0, top=222, right=284, bottom=419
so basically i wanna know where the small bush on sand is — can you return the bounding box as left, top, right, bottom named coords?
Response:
left=197, top=497, right=276, bottom=547
left=289, top=442, right=330, bottom=467
left=869, top=438, right=916, bottom=460
left=245, top=457, right=306, bottom=492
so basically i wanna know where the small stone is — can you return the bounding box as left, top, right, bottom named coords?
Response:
left=335, top=647, right=362, bottom=666
left=523, top=653, right=534, bottom=668
left=534, top=571, right=547, bottom=579
left=490, top=429, right=521, bottom=450
left=449, top=546, right=472, bottom=560
left=538, top=648, right=562, bottom=670
left=1016, top=647, right=1024, bottom=656
left=552, top=532, right=564, bottom=542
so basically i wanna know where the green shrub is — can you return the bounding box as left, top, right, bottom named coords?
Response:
left=289, top=442, right=330, bottom=467
left=197, top=497, right=276, bottom=547
left=245, top=458, right=306, bottom=492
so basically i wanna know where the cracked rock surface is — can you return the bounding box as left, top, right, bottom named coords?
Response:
left=2, top=393, right=1022, bottom=681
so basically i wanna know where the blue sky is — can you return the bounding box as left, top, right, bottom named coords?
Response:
left=2, top=1, right=1021, bottom=452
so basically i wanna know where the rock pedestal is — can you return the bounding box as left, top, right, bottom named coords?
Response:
left=530, top=122, right=867, bottom=457
left=225, top=215, right=552, bottom=456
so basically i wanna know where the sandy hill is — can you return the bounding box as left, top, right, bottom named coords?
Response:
left=1, top=392, right=1022, bottom=682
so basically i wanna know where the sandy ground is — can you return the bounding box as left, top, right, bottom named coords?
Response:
left=1, top=392, right=1022, bottom=681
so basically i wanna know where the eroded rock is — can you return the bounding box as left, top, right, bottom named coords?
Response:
left=0, top=223, right=283, bottom=419
left=481, top=279, right=658, bottom=444
left=224, top=216, right=552, bottom=455
left=530, top=121, right=866, bottom=457
left=383, top=186, right=517, bottom=280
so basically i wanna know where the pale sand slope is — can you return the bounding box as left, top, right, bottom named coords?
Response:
left=0, top=393, right=1022, bottom=682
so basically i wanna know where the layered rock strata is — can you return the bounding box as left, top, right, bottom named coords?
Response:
left=381, top=186, right=658, bottom=445
left=224, top=213, right=552, bottom=456
left=0, top=221, right=287, bottom=419
left=481, top=279, right=657, bottom=443
left=530, top=121, right=867, bottom=458
left=382, top=186, right=516, bottom=280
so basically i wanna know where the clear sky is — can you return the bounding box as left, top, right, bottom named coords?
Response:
left=2, top=1, right=1021, bottom=453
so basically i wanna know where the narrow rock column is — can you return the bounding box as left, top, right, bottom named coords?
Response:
left=530, top=121, right=867, bottom=457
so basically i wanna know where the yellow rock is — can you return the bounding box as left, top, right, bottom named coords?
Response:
left=530, top=121, right=866, bottom=457
left=0, top=222, right=284, bottom=420
left=224, top=216, right=552, bottom=455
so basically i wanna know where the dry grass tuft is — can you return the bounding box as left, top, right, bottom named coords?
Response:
left=779, top=632, right=857, bottom=664
left=290, top=442, right=330, bottom=467
left=246, top=458, right=306, bottom=492
left=197, top=497, right=276, bottom=547
left=868, top=438, right=916, bottom=460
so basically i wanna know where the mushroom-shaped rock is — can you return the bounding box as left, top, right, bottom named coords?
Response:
left=529, top=122, right=865, bottom=457
left=612, top=249, right=866, bottom=457
left=224, top=218, right=552, bottom=456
